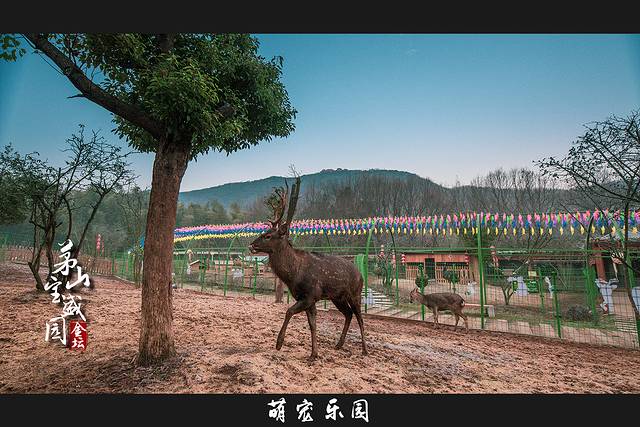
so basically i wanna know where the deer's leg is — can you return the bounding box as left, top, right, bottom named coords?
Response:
left=454, top=313, right=459, bottom=331
left=432, top=307, right=439, bottom=329
left=306, top=305, right=318, bottom=360
left=333, top=299, right=353, bottom=350
left=276, top=300, right=307, bottom=350
left=351, top=300, right=368, bottom=355
left=461, top=311, right=469, bottom=332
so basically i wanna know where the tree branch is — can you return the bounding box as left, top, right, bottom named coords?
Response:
left=23, top=33, right=164, bottom=140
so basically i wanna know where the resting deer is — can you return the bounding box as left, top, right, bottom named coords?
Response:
left=249, top=176, right=367, bottom=361
left=410, top=287, right=468, bottom=332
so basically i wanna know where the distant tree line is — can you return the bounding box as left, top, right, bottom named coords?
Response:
left=4, top=110, right=638, bottom=259
left=0, top=164, right=578, bottom=252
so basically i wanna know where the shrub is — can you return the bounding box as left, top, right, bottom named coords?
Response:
left=415, top=276, right=428, bottom=288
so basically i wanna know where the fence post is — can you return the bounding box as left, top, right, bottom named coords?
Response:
left=419, top=264, right=425, bottom=321
left=364, top=229, right=373, bottom=314
left=477, top=222, right=486, bottom=330
left=551, top=275, right=562, bottom=338
left=179, top=251, right=186, bottom=288
left=536, top=267, right=545, bottom=313
left=395, top=255, right=400, bottom=306
left=200, top=256, right=205, bottom=291
left=623, top=247, right=640, bottom=346
left=253, top=258, right=258, bottom=298
left=389, top=233, right=400, bottom=306
left=223, top=253, right=229, bottom=297
left=584, top=219, right=600, bottom=326
left=223, top=233, right=246, bottom=297
left=584, top=258, right=599, bottom=326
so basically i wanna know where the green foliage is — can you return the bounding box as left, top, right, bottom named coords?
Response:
left=415, top=276, right=427, bottom=287
left=176, top=200, right=231, bottom=227
left=34, top=34, right=295, bottom=157
left=228, top=202, right=244, bottom=223
left=0, top=146, right=29, bottom=224
left=0, top=34, right=26, bottom=61
left=442, top=268, right=459, bottom=284
left=0, top=186, right=150, bottom=253
left=3, top=34, right=296, bottom=158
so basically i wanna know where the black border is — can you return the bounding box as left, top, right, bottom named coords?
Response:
left=2, top=4, right=639, bottom=424
left=2, top=3, right=640, bottom=33
left=2, top=393, right=638, bottom=424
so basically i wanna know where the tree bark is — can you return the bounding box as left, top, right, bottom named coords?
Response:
left=29, top=214, right=45, bottom=291
left=29, top=244, right=45, bottom=291
left=44, top=221, right=56, bottom=279
left=137, top=137, right=190, bottom=366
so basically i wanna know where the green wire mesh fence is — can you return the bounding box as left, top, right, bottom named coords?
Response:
left=166, top=242, right=639, bottom=349
left=2, top=234, right=638, bottom=349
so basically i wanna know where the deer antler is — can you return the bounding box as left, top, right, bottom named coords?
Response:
left=266, top=185, right=287, bottom=228
left=284, top=175, right=301, bottom=229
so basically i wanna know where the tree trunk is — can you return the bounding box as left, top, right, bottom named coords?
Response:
left=502, top=287, right=510, bottom=306
left=29, top=252, right=45, bottom=291
left=30, top=223, right=45, bottom=291
left=45, top=224, right=55, bottom=279
left=137, top=137, right=190, bottom=366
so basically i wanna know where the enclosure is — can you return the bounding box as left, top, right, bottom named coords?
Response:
left=1, top=261, right=639, bottom=394
left=2, top=211, right=639, bottom=351
left=161, top=212, right=640, bottom=351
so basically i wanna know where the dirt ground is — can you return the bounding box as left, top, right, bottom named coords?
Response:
left=1, top=262, right=639, bottom=393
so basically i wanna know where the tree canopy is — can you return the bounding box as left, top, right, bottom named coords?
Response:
left=6, top=34, right=296, bottom=155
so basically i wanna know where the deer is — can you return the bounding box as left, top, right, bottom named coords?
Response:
left=248, top=176, right=367, bottom=361
left=410, top=287, right=468, bottom=332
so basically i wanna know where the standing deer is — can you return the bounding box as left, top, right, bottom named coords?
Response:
left=249, top=176, right=367, bottom=361
left=410, top=287, right=468, bottom=332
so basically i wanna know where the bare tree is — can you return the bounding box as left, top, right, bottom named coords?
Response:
left=460, top=167, right=561, bottom=250
left=538, top=109, right=640, bottom=321
left=1, top=126, right=134, bottom=291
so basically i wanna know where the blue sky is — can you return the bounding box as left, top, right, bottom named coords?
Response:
left=1, top=34, right=639, bottom=191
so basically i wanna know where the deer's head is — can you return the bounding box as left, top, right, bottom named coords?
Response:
left=409, top=288, right=421, bottom=303
left=249, top=176, right=300, bottom=255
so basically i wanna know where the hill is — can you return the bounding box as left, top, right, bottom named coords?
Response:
left=178, top=168, right=439, bottom=207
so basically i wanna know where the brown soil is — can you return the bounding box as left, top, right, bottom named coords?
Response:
left=0, top=262, right=638, bottom=393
